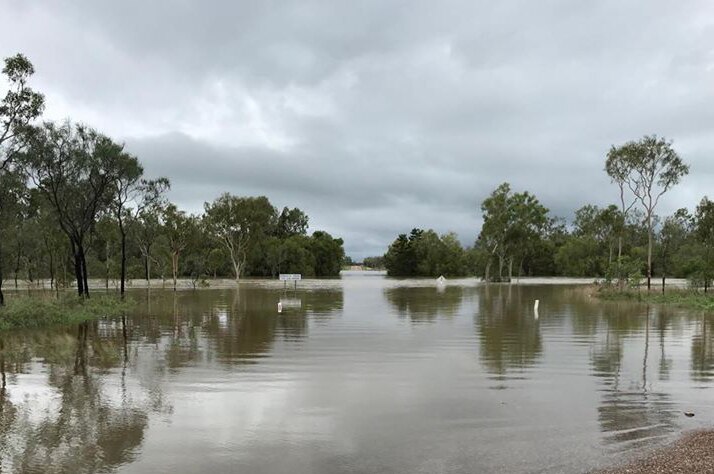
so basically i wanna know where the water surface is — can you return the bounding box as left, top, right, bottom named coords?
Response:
left=1, top=274, right=713, bottom=473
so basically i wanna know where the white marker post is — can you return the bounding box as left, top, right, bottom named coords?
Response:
left=534, top=299, right=540, bottom=319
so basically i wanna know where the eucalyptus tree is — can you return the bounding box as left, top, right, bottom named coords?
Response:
left=276, top=207, right=309, bottom=237
left=573, top=204, right=622, bottom=266
left=132, top=209, right=165, bottom=286
left=659, top=209, right=692, bottom=292
left=695, top=197, right=714, bottom=292
left=605, top=152, right=638, bottom=263
left=24, top=122, right=124, bottom=297
left=0, top=54, right=44, bottom=171
left=478, top=183, right=511, bottom=281
left=0, top=170, right=27, bottom=304
left=160, top=204, right=193, bottom=291
left=112, top=152, right=169, bottom=295
left=478, top=183, right=549, bottom=281
left=0, top=53, right=44, bottom=305
left=606, top=136, right=689, bottom=290
left=310, top=231, right=346, bottom=277
left=33, top=192, right=66, bottom=293
left=203, top=194, right=277, bottom=282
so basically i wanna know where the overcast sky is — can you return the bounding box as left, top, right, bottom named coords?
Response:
left=2, top=1, right=713, bottom=258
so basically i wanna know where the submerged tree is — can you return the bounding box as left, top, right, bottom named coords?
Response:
left=606, top=136, right=689, bottom=290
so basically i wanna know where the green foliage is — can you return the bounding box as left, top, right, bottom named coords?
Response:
left=603, top=256, right=645, bottom=288
left=0, top=294, right=133, bottom=331
left=555, top=237, right=603, bottom=277
left=385, top=228, right=468, bottom=277
left=477, top=183, right=550, bottom=281
left=310, top=231, right=345, bottom=277
left=597, top=287, right=714, bottom=311
left=362, top=256, right=385, bottom=269
left=606, top=135, right=689, bottom=287
left=203, top=193, right=277, bottom=280
left=276, top=207, right=309, bottom=237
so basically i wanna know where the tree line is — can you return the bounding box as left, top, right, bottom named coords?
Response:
left=0, top=54, right=345, bottom=305
left=384, top=136, right=705, bottom=290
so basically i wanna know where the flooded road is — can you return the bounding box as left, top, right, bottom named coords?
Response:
left=1, top=273, right=713, bottom=473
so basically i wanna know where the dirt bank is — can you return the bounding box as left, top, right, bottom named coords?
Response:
left=598, top=430, right=714, bottom=474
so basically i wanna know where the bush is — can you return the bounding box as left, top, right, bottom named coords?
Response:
left=0, top=294, right=134, bottom=331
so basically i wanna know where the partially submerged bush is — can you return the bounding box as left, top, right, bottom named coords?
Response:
left=597, top=286, right=714, bottom=311
left=0, top=294, right=134, bottom=331
left=603, top=257, right=645, bottom=289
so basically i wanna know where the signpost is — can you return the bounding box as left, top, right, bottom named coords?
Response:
left=279, top=274, right=302, bottom=290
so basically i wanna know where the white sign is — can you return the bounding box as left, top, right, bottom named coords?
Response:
left=279, top=274, right=302, bottom=281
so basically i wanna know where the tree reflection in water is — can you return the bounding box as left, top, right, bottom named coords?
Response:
left=127, top=287, right=343, bottom=368
left=691, top=313, right=714, bottom=383
left=384, top=286, right=464, bottom=322
left=0, top=321, right=157, bottom=473
left=475, top=284, right=542, bottom=378
left=589, top=304, right=677, bottom=449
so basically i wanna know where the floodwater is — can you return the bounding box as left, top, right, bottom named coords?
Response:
left=1, top=273, right=713, bottom=473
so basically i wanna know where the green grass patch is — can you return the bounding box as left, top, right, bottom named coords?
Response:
left=0, top=294, right=134, bottom=331
left=597, top=287, right=714, bottom=311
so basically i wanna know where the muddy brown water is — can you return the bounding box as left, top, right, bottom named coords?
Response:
left=0, top=273, right=712, bottom=473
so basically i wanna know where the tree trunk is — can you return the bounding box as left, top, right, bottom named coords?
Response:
left=105, top=241, right=110, bottom=290
left=646, top=213, right=653, bottom=291
left=120, top=220, right=127, bottom=297
left=517, top=257, right=524, bottom=282
left=508, top=258, right=513, bottom=283
left=46, top=238, right=55, bottom=293
left=0, top=237, right=4, bottom=307
left=70, top=239, right=83, bottom=297
left=13, top=250, right=19, bottom=289
left=172, top=252, right=178, bottom=291
left=80, top=243, right=89, bottom=298
left=0, top=266, right=4, bottom=308
left=484, top=259, right=491, bottom=282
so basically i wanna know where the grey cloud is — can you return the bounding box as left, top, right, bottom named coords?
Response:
left=1, top=0, right=713, bottom=258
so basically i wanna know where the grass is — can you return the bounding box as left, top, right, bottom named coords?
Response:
left=0, top=294, right=134, bottom=331
left=597, top=286, right=714, bottom=311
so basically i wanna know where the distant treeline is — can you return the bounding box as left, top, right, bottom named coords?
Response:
left=385, top=137, right=711, bottom=291
left=0, top=54, right=345, bottom=304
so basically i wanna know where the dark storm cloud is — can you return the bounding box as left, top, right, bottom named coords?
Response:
left=2, top=0, right=714, bottom=257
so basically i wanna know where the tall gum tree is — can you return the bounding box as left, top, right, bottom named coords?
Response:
left=161, top=204, right=193, bottom=291
left=695, top=197, right=714, bottom=292
left=112, top=153, right=169, bottom=296
left=203, top=194, right=277, bottom=282
left=478, top=183, right=549, bottom=282
left=0, top=54, right=44, bottom=306
left=606, top=135, right=689, bottom=290
left=24, top=122, right=123, bottom=297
